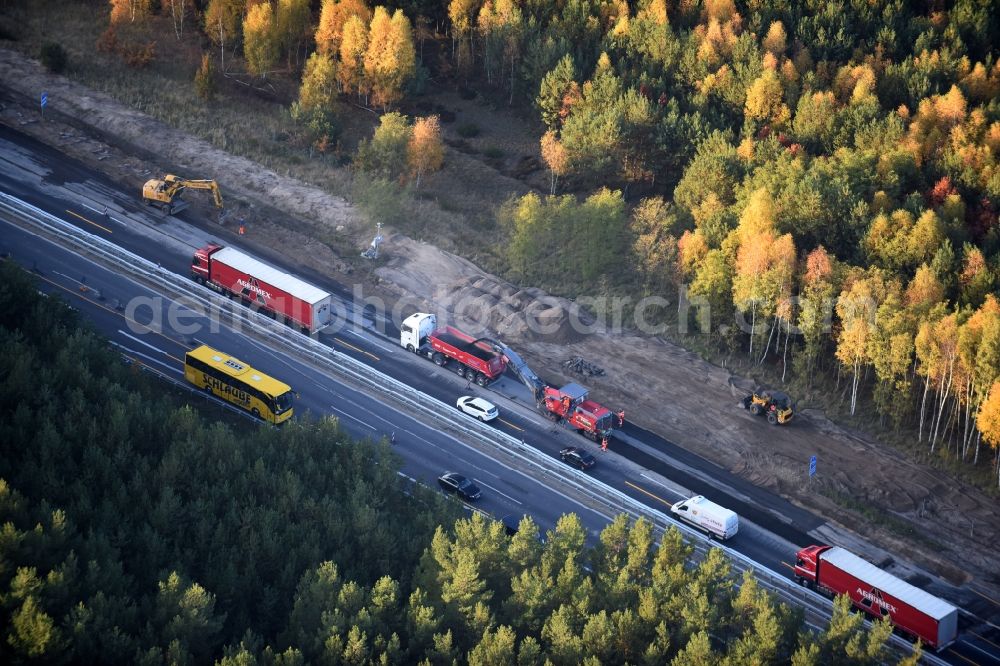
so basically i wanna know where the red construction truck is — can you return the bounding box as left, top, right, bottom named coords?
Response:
left=539, top=383, right=614, bottom=442
left=400, top=313, right=507, bottom=386
left=794, top=545, right=958, bottom=650
left=191, top=244, right=333, bottom=334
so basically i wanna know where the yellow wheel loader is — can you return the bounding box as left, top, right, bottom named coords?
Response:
left=740, top=389, right=794, bottom=425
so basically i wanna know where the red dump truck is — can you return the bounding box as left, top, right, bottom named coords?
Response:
left=794, top=545, right=958, bottom=650
left=191, top=244, right=333, bottom=334
left=400, top=313, right=506, bottom=386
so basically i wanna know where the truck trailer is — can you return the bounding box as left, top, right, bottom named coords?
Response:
left=191, top=244, right=333, bottom=334
left=793, top=545, right=958, bottom=650
left=400, top=313, right=507, bottom=386
left=669, top=495, right=739, bottom=540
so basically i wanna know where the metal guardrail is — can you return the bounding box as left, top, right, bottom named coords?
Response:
left=0, top=191, right=942, bottom=664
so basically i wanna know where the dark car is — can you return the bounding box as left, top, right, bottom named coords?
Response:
left=437, top=472, right=482, bottom=501
left=559, top=446, right=596, bottom=470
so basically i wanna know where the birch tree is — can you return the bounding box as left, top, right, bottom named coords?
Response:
left=338, top=15, right=369, bottom=102
left=835, top=271, right=885, bottom=416
left=364, top=7, right=416, bottom=109
left=244, top=2, right=278, bottom=79
left=976, top=382, right=1000, bottom=487
left=315, top=0, right=372, bottom=56
left=408, top=116, right=444, bottom=187
left=204, top=0, right=243, bottom=71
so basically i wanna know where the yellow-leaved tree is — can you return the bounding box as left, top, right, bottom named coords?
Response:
left=244, top=1, right=278, bottom=79
left=730, top=188, right=795, bottom=363
left=204, top=0, right=243, bottom=70
left=276, top=0, right=311, bottom=68
left=315, top=0, right=373, bottom=56
left=540, top=130, right=568, bottom=195
left=408, top=116, right=444, bottom=187
left=745, top=69, right=790, bottom=129
left=976, top=382, right=1000, bottom=487
left=110, top=0, right=152, bottom=24
left=338, top=14, right=369, bottom=103
left=364, top=7, right=416, bottom=110
left=296, top=52, right=338, bottom=114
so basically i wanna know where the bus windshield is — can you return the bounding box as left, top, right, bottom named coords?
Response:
left=274, top=391, right=294, bottom=413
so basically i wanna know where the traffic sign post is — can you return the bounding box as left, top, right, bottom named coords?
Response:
left=808, top=455, right=817, bottom=479
left=40, top=92, right=48, bottom=119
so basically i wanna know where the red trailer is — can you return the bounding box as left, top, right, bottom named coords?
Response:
left=539, top=383, right=614, bottom=442
left=191, top=244, right=333, bottom=334
left=400, top=313, right=506, bottom=386
left=794, top=545, right=958, bottom=650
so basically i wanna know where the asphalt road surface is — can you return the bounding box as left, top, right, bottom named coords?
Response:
left=2, top=123, right=998, bottom=665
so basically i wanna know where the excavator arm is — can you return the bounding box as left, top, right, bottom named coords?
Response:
left=475, top=337, right=546, bottom=401
left=177, top=179, right=224, bottom=208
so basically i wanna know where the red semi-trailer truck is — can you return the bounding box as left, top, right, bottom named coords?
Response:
left=794, top=545, right=958, bottom=650
left=400, top=313, right=507, bottom=386
left=191, top=244, right=333, bottom=334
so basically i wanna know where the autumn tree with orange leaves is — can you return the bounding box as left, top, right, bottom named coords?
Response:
left=364, top=7, right=416, bottom=110
left=407, top=116, right=444, bottom=187
left=315, top=0, right=372, bottom=56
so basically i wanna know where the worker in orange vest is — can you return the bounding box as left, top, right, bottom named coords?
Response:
left=601, top=437, right=608, bottom=452
left=616, top=409, right=625, bottom=427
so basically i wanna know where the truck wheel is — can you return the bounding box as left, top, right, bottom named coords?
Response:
left=432, top=352, right=445, bottom=366
left=767, top=411, right=778, bottom=425
left=750, top=403, right=761, bottom=416
left=476, top=374, right=488, bottom=387
left=251, top=408, right=260, bottom=419
left=406, top=344, right=415, bottom=353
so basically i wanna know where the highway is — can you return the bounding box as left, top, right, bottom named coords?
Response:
left=2, top=123, right=998, bottom=665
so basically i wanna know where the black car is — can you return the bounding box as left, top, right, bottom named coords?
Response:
left=559, top=446, right=596, bottom=470
left=437, top=472, right=482, bottom=501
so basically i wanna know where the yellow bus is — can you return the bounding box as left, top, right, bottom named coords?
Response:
left=184, top=345, right=294, bottom=424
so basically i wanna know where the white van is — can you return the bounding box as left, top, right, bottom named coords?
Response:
left=670, top=495, right=739, bottom=540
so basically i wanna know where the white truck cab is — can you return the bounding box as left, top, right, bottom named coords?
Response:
left=670, top=495, right=739, bottom=540
left=401, top=313, right=437, bottom=352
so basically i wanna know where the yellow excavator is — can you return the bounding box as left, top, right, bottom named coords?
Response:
left=142, top=174, right=223, bottom=215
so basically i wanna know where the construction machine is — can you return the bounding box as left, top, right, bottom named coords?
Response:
left=740, top=388, right=793, bottom=425
left=142, top=174, right=223, bottom=214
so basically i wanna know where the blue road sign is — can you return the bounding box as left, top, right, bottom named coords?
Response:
left=809, top=455, right=817, bottom=478
left=40, top=92, right=48, bottom=108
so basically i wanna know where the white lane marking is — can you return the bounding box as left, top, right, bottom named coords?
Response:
left=110, top=342, right=180, bottom=374
left=347, top=328, right=397, bottom=353
left=329, top=405, right=376, bottom=430
left=474, top=480, right=522, bottom=505
left=53, top=270, right=90, bottom=287
left=336, top=395, right=398, bottom=428
left=639, top=472, right=687, bottom=498
left=118, top=330, right=165, bottom=355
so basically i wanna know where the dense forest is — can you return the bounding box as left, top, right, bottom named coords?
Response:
left=73, top=0, right=1000, bottom=489
left=0, top=259, right=923, bottom=663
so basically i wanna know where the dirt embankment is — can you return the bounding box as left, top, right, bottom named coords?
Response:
left=2, top=47, right=997, bottom=601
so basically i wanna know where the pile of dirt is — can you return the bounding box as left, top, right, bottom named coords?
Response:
left=3, top=47, right=998, bottom=600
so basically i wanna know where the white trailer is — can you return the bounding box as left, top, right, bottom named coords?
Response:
left=670, top=495, right=739, bottom=540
